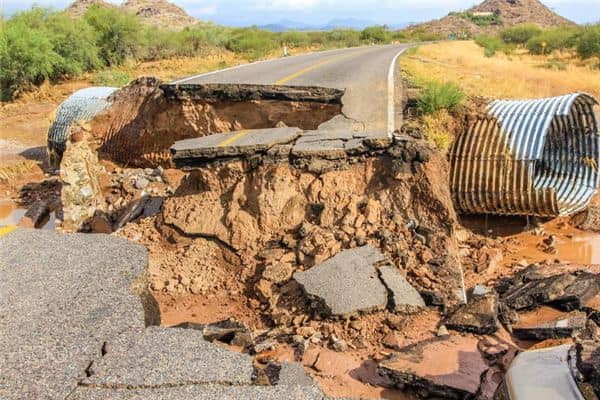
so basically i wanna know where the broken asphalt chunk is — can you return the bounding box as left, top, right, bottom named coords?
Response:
left=293, top=245, right=388, bottom=317
left=378, top=265, right=426, bottom=311
left=171, top=127, right=302, bottom=161
left=445, top=294, right=499, bottom=335
left=378, top=335, right=489, bottom=400
left=512, top=307, right=588, bottom=340
left=501, top=272, right=577, bottom=310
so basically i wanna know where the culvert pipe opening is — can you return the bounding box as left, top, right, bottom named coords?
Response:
left=450, top=92, right=600, bottom=217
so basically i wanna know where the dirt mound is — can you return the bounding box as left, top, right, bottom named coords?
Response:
left=406, top=0, right=574, bottom=37
left=122, top=0, right=197, bottom=30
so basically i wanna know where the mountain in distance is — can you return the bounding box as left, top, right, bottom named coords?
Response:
left=259, top=18, right=411, bottom=32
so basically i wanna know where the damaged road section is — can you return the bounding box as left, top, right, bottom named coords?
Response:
left=87, top=78, right=344, bottom=167
left=0, top=229, right=329, bottom=400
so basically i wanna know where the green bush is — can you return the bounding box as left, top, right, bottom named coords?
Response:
left=360, top=25, right=391, bottom=43
left=576, top=24, right=600, bottom=59
left=226, top=28, right=278, bottom=59
left=418, top=81, right=465, bottom=114
left=500, top=24, right=542, bottom=45
left=0, top=13, right=61, bottom=100
left=475, top=35, right=505, bottom=57
left=526, top=26, right=578, bottom=55
left=84, top=5, right=144, bottom=65
left=281, top=30, right=311, bottom=48
left=92, top=70, right=132, bottom=86
left=327, top=29, right=361, bottom=47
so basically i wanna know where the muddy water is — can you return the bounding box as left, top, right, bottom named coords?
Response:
left=461, top=215, right=600, bottom=266
left=0, top=200, right=55, bottom=230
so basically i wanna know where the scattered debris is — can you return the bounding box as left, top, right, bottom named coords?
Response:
left=378, top=265, right=426, bottom=312
left=511, top=307, right=588, bottom=340
left=379, top=335, right=489, bottom=400
left=293, top=246, right=389, bottom=317
left=445, top=294, right=499, bottom=335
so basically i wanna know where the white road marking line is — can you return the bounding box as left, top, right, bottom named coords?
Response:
left=387, top=47, right=408, bottom=137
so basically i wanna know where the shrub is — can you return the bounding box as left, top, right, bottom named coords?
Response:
left=423, top=110, right=455, bottom=153
left=576, top=24, right=600, bottom=59
left=226, top=28, right=278, bottom=59
left=84, top=5, right=145, bottom=65
left=538, top=59, right=567, bottom=70
left=92, top=70, right=132, bottom=86
left=0, top=14, right=61, bottom=100
left=500, top=24, right=542, bottom=45
left=360, top=25, right=391, bottom=43
left=418, top=81, right=465, bottom=114
left=526, top=26, right=578, bottom=55
left=327, top=29, right=361, bottom=47
left=281, top=30, right=311, bottom=48
left=475, top=35, right=504, bottom=57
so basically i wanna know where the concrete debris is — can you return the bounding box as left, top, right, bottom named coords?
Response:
left=378, top=265, right=426, bottom=311
left=379, top=335, right=489, bottom=400
left=472, top=284, right=491, bottom=297
left=445, top=294, right=499, bottom=335
left=293, top=246, right=389, bottom=317
left=174, top=319, right=251, bottom=344
left=512, top=307, right=588, bottom=340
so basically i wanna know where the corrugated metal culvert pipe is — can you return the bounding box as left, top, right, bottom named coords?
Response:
left=450, top=93, right=599, bottom=217
left=47, top=87, right=118, bottom=171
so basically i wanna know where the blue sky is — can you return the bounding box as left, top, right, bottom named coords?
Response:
left=2, top=0, right=599, bottom=25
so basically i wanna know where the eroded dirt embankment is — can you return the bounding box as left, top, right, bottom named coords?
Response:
left=89, top=77, right=343, bottom=167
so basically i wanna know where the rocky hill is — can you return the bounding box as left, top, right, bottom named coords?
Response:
left=67, top=0, right=115, bottom=17
left=407, top=0, right=574, bottom=38
left=122, top=0, right=197, bottom=30
left=67, top=0, right=197, bottom=30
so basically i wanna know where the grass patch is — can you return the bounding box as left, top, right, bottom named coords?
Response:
left=417, top=81, right=465, bottom=115
left=422, top=110, right=456, bottom=153
left=92, top=70, right=132, bottom=86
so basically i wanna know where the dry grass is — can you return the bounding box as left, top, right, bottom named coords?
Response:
left=401, top=41, right=600, bottom=101
left=422, top=110, right=456, bottom=154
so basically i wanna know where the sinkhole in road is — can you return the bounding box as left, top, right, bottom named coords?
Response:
left=87, top=78, right=345, bottom=167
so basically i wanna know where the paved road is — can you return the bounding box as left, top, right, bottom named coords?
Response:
left=173, top=44, right=410, bottom=137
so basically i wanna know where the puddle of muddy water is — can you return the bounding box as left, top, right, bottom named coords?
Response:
left=0, top=200, right=55, bottom=230
left=461, top=214, right=600, bottom=266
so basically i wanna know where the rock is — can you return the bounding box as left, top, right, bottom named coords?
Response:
left=89, top=212, right=113, bottom=233
left=254, top=339, right=278, bottom=354
left=378, top=265, right=426, bottom=311
left=200, top=319, right=249, bottom=344
left=445, top=294, right=499, bottom=335
left=379, top=335, right=489, bottom=400
left=330, top=336, right=348, bottom=352
left=472, top=284, right=490, bottom=297
left=263, top=262, right=294, bottom=284
left=553, top=272, right=599, bottom=311
left=312, top=349, right=353, bottom=376
left=382, top=332, right=403, bottom=350
left=512, top=307, right=588, bottom=340
left=113, top=196, right=150, bottom=231
left=501, top=273, right=577, bottom=310
left=477, top=248, right=503, bottom=273
left=437, top=325, right=449, bottom=336
left=420, top=290, right=445, bottom=307
left=142, top=197, right=163, bottom=218
left=293, top=245, right=388, bottom=317
left=576, top=341, right=600, bottom=397
left=134, top=176, right=150, bottom=190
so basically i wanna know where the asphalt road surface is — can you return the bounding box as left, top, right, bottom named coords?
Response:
left=173, top=44, right=410, bottom=137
